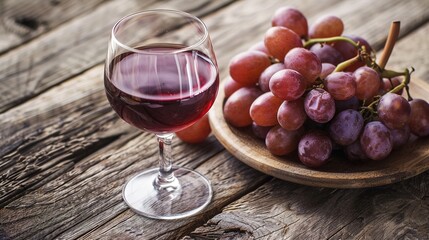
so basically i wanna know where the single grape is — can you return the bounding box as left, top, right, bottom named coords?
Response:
left=309, top=15, right=344, bottom=38
left=284, top=47, right=322, bottom=85
left=264, top=26, right=303, bottom=61
left=324, top=72, right=356, bottom=100
left=224, top=76, right=244, bottom=98
left=176, top=114, right=211, bottom=144
left=277, top=98, right=307, bottom=131
left=250, top=92, right=283, bottom=126
left=258, top=63, right=285, bottom=92
left=360, top=121, right=392, bottom=161
left=298, top=131, right=332, bottom=168
left=333, top=35, right=372, bottom=59
left=310, top=44, right=344, bottom=66
left=252, top=122, right=272, bottom=139
left=408, top=99, right=429, bottom=137
left=266, top=125, right=303, bottom=156
left=345, top=140, right=368, bottom=162
left=353, top=66, right=381, bottom=101
left=269, top=69, right=306, bottom=101
left=271, top=7, right=308, bottom=38
left=335, top=96, right=360, bottom=112
left=248, top=41, right=270, bottom=55
left=390, top=125, right=410, bottom=148
left=328, top=109, right=364, bottom=145
left=304, top=88, right=335, bottom=123
left=223, top=87, right=263, bottom=127
left=320, top=63, right=336, bottom=80
left=377, top=93, right=411, bottom=129
left=381, top=77, right=403, bottom=95
left=229, top=50, right=271, bottom=86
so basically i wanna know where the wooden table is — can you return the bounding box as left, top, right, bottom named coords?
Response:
left=1, top=0, right=429, bottom=239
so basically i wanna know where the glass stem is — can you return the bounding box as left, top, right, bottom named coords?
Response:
left=154, top=133, right=180, bottom=191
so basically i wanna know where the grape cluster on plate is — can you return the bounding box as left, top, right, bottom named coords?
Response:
left=223, top=7, right=429, bottom=168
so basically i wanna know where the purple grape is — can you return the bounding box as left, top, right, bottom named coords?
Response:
left=409, top=99, right=429, bottom=137
left=252, top=122, right=272, bottom=139
left=329, top=109, right=364, bottom=145
left=360, top=121, right=392, bottom=161
left=377, top=93, right=411, bottom=129
left=345, top=140, right=368, bottom=162
left=298, top=131, right=332, bottom=168
left=309, top=43, right=344, bottom=65
left=304, top=88, right=335, bottom=123
left=390, top=125, right=410, bottom=148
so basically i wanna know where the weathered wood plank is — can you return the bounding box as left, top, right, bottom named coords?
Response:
left=0, top=0, right=236, bottom=113
left=185, top=14, right=429, bottom=240
left=185, top=175, right=429, bottom=239
left=0, top=132, right=236, bottom=240
left=0, top=0, right=108, bottom=54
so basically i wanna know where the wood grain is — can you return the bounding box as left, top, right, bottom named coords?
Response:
left=186, top=176, right=429, bottom=239
left=0, top=0, right=108, bottom=54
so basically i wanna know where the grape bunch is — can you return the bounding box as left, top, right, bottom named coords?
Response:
left=223, top=6, right=429, bottom=168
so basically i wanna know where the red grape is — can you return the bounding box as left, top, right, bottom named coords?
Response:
left=258, top=63, right=285, bottom=92
left=298, top=131, right=332, bottom=168
left=277, top=98, right=307, bottom=131
left=353, top=66, right=381, bottom=101
left=176, top=114, right=211, bottom=144
left=271, top=7, right=308, bottom=38
left=269, top=69, right=306, bottom=101
left=304, top=88, right=335, bottom=123
left=309, top=15, right=344, bottom=38
left=324, top=72, right=356, bottom=100
left=223, top=87, right=263, bottom=127
left=284, top=47, right=322, bottom=85
left=377, top=93, right=411, bottom=129
left=250, top=92, right=283, bottom=126
left=229, top=50, right=271, bottom=86
left=248, top=41, right=270, bottom=55
left=224, top=76, right=244, bottom=98
left=320, top=63, right=335, bottom=79
left=266, top=126, right=303, bottom=156
left=360, top=121, right=392, bottom=161
left=408, top=99, right=429, bottom=137
left=264, top=26, right=303, bottom=61
left=328, top=109, right=364, bottom=145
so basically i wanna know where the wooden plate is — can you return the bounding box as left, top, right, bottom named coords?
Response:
left=209, top=78, right=429, bottom=188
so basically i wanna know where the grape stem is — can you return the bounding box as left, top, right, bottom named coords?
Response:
left=378, top=21, right=401, bottom=70
left=334, top=55, right=359, bottom=72
left=303, top=36, right=359, bottom=48
left=360, top=67, right=413, bottom=119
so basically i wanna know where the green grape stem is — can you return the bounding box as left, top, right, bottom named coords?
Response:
left=304, top=36, right=359, bottom=48
left=360, top=68, right=413, bottom=120
left=334, top=55, right=360, bottom=72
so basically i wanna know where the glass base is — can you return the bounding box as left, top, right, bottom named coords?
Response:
left=122, top=166, right=212, bottom=220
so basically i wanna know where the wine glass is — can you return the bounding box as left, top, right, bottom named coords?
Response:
left=104, top=9, right=219, bottom=219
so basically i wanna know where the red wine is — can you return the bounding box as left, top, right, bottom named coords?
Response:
left=104, top=44, right=219, bottom=133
